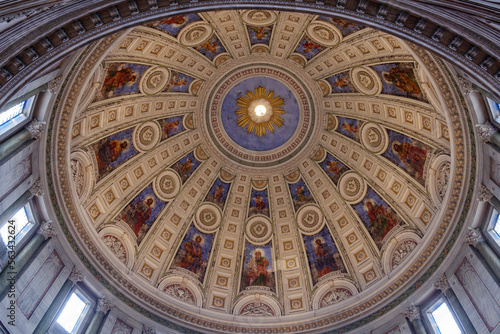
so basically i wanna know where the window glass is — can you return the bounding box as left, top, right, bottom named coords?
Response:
left=493, top=214, right=500, bottom=238
left=0, top=206, right=31, bottom=246
left=56, top=292, right=88, bottom=333
left=487, top=97, right=500, bottom=126
left=429, top=301, right=462, bottom=334
left=0, top=100, right=26, bottom=126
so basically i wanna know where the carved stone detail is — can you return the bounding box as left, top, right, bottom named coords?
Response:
left=26, top=119, right=46, bottom=140
left=436, top=162, right=450, bottom=201
left=96, top=297, right=113, bottom=313
left=29, top=179, right=44, bottom=197
left=69, top=267, right=84, bottom=283
left=320, top=288, right=352, bottom=308
left=142, top=324, right=156, bottom=334
left=457, top=76, right=473, bottom=94
left=478, top=184, right=493, bottom=203
left=164, top=284, right=195, bottom=305
left=240, top=302, right=275, bottom=316
left=392, top=240, right=418, bottom=269
left=476, top=122, right=497, bottom=143
left=433, top=273, right=450, bottom=292
left=402, top=304, right=421, bottom=322
left=37, top=220, right=57, bottom=240
left=465, top=227, right=485, bottom=247
left=103, top=235, right=126, bottom=263
left=48, top=75, right=63, bottom=94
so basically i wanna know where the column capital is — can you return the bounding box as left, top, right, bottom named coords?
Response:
left=433, top=273, right=450, bottom=292
left=465, top=227, right=485, bottom=247
left=47, top=75, right=63, bottom=94
left=68, top=267, right=84, bottom=283
left=142, top=324, right=156, bottom=334
left=476, top=121, right=498, bottom=143
left=478, top=184, right=493, bottom=202
left=25, top=119, right=46, bottom=141
left=402, top=304, right=421, bottom=322
left=96, top=297, right=113, bottom=314
left=37, top=220, right=57, bottom=240
left=29, top=179, right=44, bottom=197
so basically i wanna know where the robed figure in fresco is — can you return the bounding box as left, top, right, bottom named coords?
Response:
left=383, top=67, right=421, bottom=94
left=392, top=142, right=427, bottom=178
left=121, top=197, right=154, bottom=235
left=248, top=251, right=269, bottom=286
left=178, top=235, right=203, bottom=274
left=102, top=67, right=138, bottom=96
left=365, top=199, right=397, bottom=239
left=95, top=138, right=128, bottom=172
left=314, top=238, right=338, bottom=277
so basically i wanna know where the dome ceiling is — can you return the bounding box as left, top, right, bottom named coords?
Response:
left=49, top=9, right=474, bottom=333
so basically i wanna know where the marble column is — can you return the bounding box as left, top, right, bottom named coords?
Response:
left=402, top=304, right=427, bottom=334
left=0, top=119, right=45, bottom=162
left=33, top=267, right=84, bottom=334
left=476, top=122, right=500, bottom=150
left=84, top=297, right=113, bottom=334
left=466, top=228, right=500, bottom=281
left=478, top=184, right=500, bottom=214
left=0, top=220, right=56, bottom=299
left=0, top=178, right=43, bottom=225
left=433, top=273, right=477, bottom=334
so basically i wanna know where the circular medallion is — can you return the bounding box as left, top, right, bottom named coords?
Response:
left=179, top=22, right=213, bottom=46
left=296, top=204, right=324, bottom=234
left=195, top=203, right=222, bottom=233
left=241, top=10, right=277, bottom=26
left=245, top=216, right=273, bottom=245
left=153, top=169, right=181, bottom=201
left=338, top=172, right=367, bottom=204
left=132, top=121, right=161, bottom=152
left=360, top=123, right=389, bottom=154
left=351, top=66, right=383, bottom=95
left=139, top=66, right=170, bottom=95
left=207, top=64, right=314, bottom=167
left=307, top=21, right=342, bottom=46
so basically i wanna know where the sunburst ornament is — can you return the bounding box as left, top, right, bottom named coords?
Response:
left=236, top=86, right=285, bottom=137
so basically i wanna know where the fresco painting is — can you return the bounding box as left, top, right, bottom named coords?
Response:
left=118, top=184, right=166, bottom=244
left=382, top=129, right=430, bottom=185
left=335, top=117, right=364, bottom=142
left=149, top=14, right=201, bottom=37
left=205, top=178, right=231, bottom=210
left=240, top=241, right=275, bottom=293
left=303, top=226, right=346, bottom=285
left=372, top=63, right=426, bottom=101
left=326, top=71, right=357, bottom=93
left=92, top=128, right=138, bottom=181
left=194, top=35, right=226, bottom=60
left=295, top=36, right=325, bottom=60
left=247, top=25, right=272, bottom=45
left=353, top=187, right=403, bottom=249
left=318, top=16, right=366, bottom=36
left=170, top=152, right=201, bottom=183
left=320, top=153, right=350, bottom=185
left=248, top=189, right=269, bottom=217
left=96, top=63, right=148, bottom=101
left=170, top=224, right=215, bottom=282
left=163, top=70, right=194, bottom=93
left=288, top=179, right=315, bottom=212
left=159, top=116, right=184, bottom=141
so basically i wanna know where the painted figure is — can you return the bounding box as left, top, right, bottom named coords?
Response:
left=248, top=250, right=269, bottom=286
left=392, top=142, right=427, bottom=178
left=213, top=185, right=224, bottom=202
left=102, top=67, right=137, bottom=95
left=327, top=160, right=342, bottom=175
left=314, top=238, right=338, bottom=277
left=160, top=15, right=187, bottom=26
left=95, top=139, right=128, bottom=171
left=365, top=199, right=397, bottom=239
left=341, top=120, right=359, bottom=136
left=333, top=75, right=350, bottom=89
left=178, top=235, right=203, bottom=273
left=163, top=120, right=180, bottom=137
left=170, top=75, right=188, bottom=88
left=180, top=158, right=194, bottom=176
left=201, top=40, right=219, bottom=56
left=296, top=185, right=306, bottom=202
left=249, top=26, right=268, bottom=41
left=302, top=41, right=321, bottom=54
left=253, top=194, right=266, bottom=210
left=122, top=198, right=154, bottom=235
left=330, top=18, right=356, bottom=29
left=383, top=67, right=421, bottom=94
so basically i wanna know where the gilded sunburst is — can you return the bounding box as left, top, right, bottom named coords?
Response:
left=236, top=86, right=285, bottom=137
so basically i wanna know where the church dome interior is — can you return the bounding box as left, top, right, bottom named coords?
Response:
left=0, top=2, right=498, bottom=334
